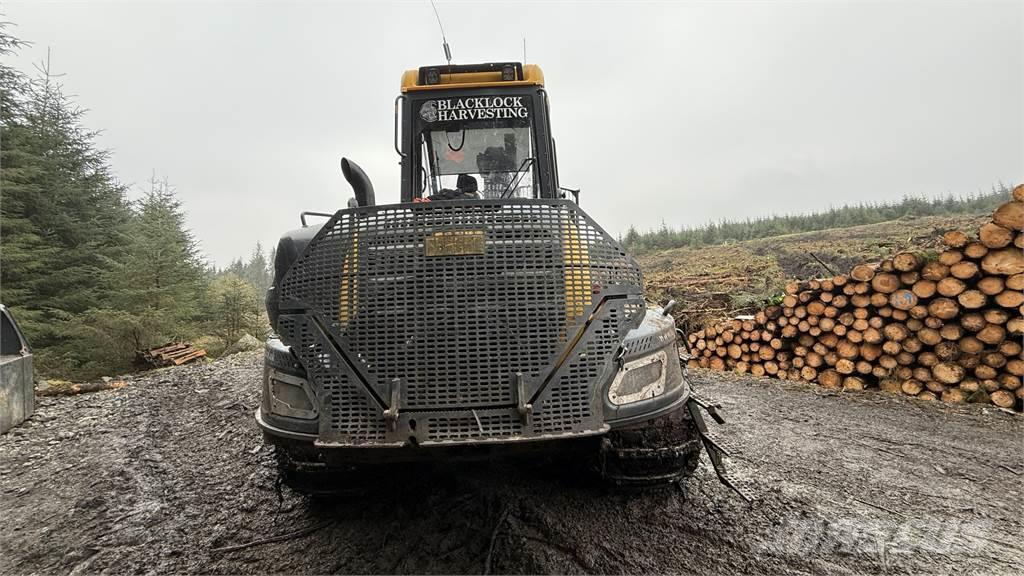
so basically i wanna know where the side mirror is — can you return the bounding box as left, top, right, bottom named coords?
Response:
left=560, top=187, right=580, bottom=204
left=341, top=158, right=375, bottom=207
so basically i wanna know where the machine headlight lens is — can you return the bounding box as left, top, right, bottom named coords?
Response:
left=608, top=350, right=667, bottom=405
left=268, top=370, right=317, bottom=419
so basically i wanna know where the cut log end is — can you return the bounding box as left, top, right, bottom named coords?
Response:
left=942, top=230, right=969, bottom=249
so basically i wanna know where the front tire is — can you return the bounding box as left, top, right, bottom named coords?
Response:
left=599, top=406, right=702, bottom=487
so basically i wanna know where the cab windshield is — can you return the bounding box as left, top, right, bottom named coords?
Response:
left=416, top=96, right=536, bottom=200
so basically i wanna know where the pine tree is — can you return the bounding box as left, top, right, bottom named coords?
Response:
left=206, top=274, right=265, bottom=345
left=1, top=24, right=275, bottom=375
left=1, top=41, right=135, bottom=377
left=243, top=242, right=271, bottom=295
left=82, top=175, right=209, bottom=357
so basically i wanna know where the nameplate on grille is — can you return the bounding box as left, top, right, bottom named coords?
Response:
left=424, top=230, right=486, bottom=257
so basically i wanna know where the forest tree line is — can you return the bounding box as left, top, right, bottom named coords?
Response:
left=622, top=187, right=1014, bottom=255
left=1, top=27, right=273, bottom=379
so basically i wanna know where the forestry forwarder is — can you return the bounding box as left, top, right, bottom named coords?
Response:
left=258, top=62, right=745, bottom=497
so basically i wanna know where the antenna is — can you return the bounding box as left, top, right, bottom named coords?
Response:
left=522, top=37, right=526, bottom=63
left=429, top=0, right=452, bottom=66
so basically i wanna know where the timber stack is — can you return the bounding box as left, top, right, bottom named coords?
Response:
left=685, top=185, right=1024, bottom=411
left=136, top=342, right=207, bottom=368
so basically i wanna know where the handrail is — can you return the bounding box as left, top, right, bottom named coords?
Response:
left=300, top=211, right=334, bottom=227
left=394, top=95, right=407, bottom=158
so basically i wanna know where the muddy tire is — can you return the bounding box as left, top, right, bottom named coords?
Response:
left=600, top=406, right=702, bottom=487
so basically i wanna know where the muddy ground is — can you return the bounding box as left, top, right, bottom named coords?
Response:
left=1, top=351, right=1021, bottom=575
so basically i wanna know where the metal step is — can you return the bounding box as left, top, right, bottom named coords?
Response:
left=685, top=395, right=754, bottom=504
left=716, top=470, right=757, bottom=503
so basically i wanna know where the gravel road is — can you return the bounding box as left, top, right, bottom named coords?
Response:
left=1, top=352, right=1021, bottom=575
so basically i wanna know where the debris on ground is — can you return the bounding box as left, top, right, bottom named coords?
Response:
left=36, top=378, right=129, bottom=397
left=639, top=214, right=993, bottom=330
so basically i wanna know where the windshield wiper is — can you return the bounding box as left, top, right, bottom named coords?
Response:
left=500, top=157, right=535, bottom=199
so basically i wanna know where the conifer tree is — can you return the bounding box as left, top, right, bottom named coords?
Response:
left=1, top=37, right=135, bottom=376
left=80, top=175, right=209, bottom=361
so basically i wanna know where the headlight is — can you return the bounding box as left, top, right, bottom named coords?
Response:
left=608, top=350, right=668, bottom=405
left=267, top=369, right=317, bottom=419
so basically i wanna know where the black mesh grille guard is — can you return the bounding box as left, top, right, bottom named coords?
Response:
left=276, top=199, right=644, bottom=445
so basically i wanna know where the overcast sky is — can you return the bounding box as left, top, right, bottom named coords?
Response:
left=6, top=1, right=1022, bottom=267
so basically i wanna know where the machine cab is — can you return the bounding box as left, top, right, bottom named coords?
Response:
left=397, top=62, right=560, bottom=203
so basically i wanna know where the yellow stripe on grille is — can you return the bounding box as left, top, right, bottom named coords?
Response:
left=338, top=231, right=358, bottom=325
left=562, top=215, right=592, bottom=322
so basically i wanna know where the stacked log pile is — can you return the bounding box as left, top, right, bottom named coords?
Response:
left=136, top=342, right=207, bottom=368
left=685, top=186, right=1024, bottom=411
